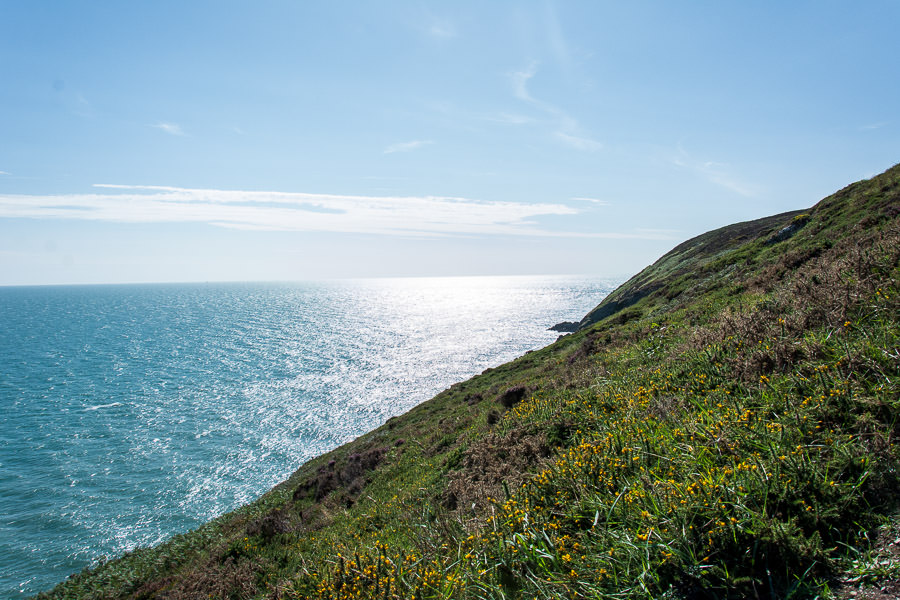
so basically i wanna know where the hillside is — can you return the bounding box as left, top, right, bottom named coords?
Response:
left=38, top=164, right=900, bottom=599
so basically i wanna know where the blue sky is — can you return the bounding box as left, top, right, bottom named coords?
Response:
left=1, top=1, right=897, bottom=285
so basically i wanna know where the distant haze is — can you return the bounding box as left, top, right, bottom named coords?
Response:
left=1, top=2, right=898, bottom=285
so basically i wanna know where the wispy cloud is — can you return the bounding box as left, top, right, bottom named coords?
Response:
left=510, top=62, right=539, bottom=103
left=507, top=62, right=601, bottom=151
left=555, top=132, right=602, bottom=151
left=415, top=9, right=456, bottom=40
left=383, top=140, right=434, bottom=154
left=152, top=122, right=186, bottom=136
left=544, top=2, right=572, bottom=77
left=670, top=147, right=757, bottom=197
left=571, top=197, right=609, bottom=205
left=428, top=20, right=456, bottom=39
left=52, top=80, right=94, bottom=118
left=0, top=184, right=581, bottom=237
left=0, top=171, right=9, bottom=176
left=73, top=93, right=93, bottom=118
left=488, top=112, right=535, bottom=125
left=859, top=121, right=888, bottom=131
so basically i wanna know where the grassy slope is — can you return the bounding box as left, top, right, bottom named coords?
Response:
left=39, top=165, right=900, bottom=599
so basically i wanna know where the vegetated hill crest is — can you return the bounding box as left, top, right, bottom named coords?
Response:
left=37, top=162, right=900, bottom=600
left=582, top=164, right=900, bottom=330
left=578, top=209, right=807, bottom=329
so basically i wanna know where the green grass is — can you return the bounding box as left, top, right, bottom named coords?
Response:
left=37, top=163, right=900, bottom=599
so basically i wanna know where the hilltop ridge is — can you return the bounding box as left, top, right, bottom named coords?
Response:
left=39, top=164, right=900, bottom=599
left=577, top=209, right=806, bottom=330
left=581, top=165, right=899, bottom=332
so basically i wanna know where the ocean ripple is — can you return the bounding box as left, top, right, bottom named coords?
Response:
left=0, top=276, right=617, bottom=596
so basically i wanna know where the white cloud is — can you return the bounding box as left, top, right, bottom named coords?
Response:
left=152, top=122, right=185, bottom=136
left=0, top=184, right=576, bottom=237
left=0, top=171, right=9, bottom=176
left=383, top=140, right=434, bottom=154
left=0, top=185, right=677, bottom=240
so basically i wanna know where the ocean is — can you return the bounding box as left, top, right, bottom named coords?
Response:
left=0, top=276, right=617, bottom=597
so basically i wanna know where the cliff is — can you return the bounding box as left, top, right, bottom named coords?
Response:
left=38, top=164, right=900, bottom=599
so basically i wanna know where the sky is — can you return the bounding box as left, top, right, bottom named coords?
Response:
left=0, top=1, right=898, bottom=285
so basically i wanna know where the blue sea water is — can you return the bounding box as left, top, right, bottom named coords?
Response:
left=0, top=276, right=617, bottom=597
